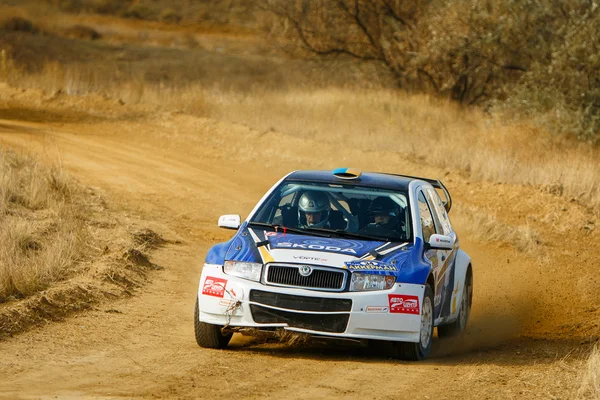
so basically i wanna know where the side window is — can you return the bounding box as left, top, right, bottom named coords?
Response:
left=278, top=192, right=294, bottom=209
left=263, top=192, right=295, bottom=224
left=273, top=192, right=297, bottom=225
left=425, top=187, right=453, bottom=235
left=418, top=191, right=436, bottom=242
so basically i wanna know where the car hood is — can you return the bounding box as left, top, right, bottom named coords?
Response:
left=224, top=226, right=413, bottom=269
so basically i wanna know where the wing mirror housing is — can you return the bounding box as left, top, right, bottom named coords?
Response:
left=427, top=234, right=455, bottom=250
left=218, top=215, right=241, bottom=230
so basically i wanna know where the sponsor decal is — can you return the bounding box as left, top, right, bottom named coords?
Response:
left=265, top=231, right=278, bottom=237
left=345, top=260, right=398, bottom=272
left=219, top=299, right=234, bottom=307
left=275, top=242, right=357, bottom=254
left=202, top=276, right=227, bottom=298
left=388, top=294, right=420, bottom=314
left=365, top=306, right=389, bottom=313
left=293, top=255, right=327, bottom=262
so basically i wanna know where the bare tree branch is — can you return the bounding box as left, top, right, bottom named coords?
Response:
left=417, top=68, right=439, bottom=92
left=266, top=3, right=383, bottom=61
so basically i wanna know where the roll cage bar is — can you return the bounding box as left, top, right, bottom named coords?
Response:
left=382, top=173, right=453, bottom=213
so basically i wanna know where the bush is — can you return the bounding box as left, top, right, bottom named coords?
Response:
left=264, top=0, right=600, bottom=144
left=63, top=25, right=102, bottom=40
left=122, top=4, right=155, bottom=20
left=55, top=0, right=83, bottom=13
left=89, top=0, right=132, bottom=15
left=159, top=8, right=182, bottom=24
left=0, top=17, right=39, bottom=34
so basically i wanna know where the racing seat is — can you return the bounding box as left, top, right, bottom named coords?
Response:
left=281, top=206, right=299, bottom=227
left=348, top=198, right=371, bottom=229
left=328, top=210, right=346, bottom=230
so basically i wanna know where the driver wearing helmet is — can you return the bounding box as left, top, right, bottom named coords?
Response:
left=298, top=191, right=330, bottom=229
left=359, top=196, right=403, bottom=238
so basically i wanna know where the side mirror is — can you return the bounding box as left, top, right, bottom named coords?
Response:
left=218, top=214, right=241, bottom=230
left=427, top=234, right=455, bottom=250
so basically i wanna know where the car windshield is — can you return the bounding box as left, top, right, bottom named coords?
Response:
left=250, top=181, right=412, bottom=242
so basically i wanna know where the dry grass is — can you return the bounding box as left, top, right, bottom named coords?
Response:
left=0, top=149, right=88, bottom=302
left=1, top=19, right=598, bottom=215
left=452, top=205, right=542, bottom=254
left=4, top=54, right=598, bottom=213
left=277, top=330, right=312, bottom=347
left=206, top=89, right=600, bottom=212
left=579, top=345, right=600, bottom=399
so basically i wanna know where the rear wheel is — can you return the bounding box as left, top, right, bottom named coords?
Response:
left=438, top=268, right=473, bottom=338
left=396, top=284, right=434, bottom=361
left=194, top=298, right=232, bottom=349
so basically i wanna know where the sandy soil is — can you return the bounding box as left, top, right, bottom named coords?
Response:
left=0, top=92, right=598, bottom=399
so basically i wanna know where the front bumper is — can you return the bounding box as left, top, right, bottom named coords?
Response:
left=197, top=264, right=424, bottom=343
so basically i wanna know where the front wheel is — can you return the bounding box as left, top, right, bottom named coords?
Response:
left=396, top=284, right=434, bottom=361
left=194, top=298, right=233, bottom=349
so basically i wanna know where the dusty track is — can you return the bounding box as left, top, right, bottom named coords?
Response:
left=0, top=104, right=597, bottom=398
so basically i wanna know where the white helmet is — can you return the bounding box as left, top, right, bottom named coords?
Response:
left=298, top=191, right=330, bottom=228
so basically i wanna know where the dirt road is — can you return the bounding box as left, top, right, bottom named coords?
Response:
left=0, top=104, right=597, bottom=398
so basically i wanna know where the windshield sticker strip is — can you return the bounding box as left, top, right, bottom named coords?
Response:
left=248, top=228, right=275, bottom=263
left=379, top=243, right=408, bottom=255
left=358, top=242, right=389, bottom=260
left=357, top=242, right=407, bottom=260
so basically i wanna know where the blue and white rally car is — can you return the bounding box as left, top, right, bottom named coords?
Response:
left=195, top=169, right=473, bottom=361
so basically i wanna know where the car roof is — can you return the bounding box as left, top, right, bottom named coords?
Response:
left=285, top=170, right=424, bottom=191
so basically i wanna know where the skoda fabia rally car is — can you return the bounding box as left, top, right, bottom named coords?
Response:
left=195, top=168, right=473, bottom=361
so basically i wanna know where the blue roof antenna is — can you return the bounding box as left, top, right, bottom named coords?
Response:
left=332, top=168, right=362, bottom=180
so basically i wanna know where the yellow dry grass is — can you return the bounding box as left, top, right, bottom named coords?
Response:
left=0, top=149, right=88, bottom=302
left=452, top=204, right=542, bottom=254
left=206, top=89, right=600, bottom=212
left=4, top=51, right=598, bottom=213
left=579, top=345, right=600, bottom=399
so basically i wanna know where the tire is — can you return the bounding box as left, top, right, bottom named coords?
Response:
left=438, top=268, right=473, bottom=338
left=194, top=298, right=233, bottom=349
left=396, top=284, right=434, bottom=361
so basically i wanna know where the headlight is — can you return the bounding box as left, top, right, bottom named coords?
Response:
left=350, top=273, right=396, bottom=291
left=223, top=261, right=262, bottom=282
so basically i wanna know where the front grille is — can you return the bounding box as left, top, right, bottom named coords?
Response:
left=249, top=290, right=352, bottom=312
left=265, top=264, right=346, bottom=291
left=250, top=304, right=349, bottom=333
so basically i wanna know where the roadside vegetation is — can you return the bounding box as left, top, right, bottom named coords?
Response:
left=0, top=146, right=165, bottom=337
left=0, top=7, right=597, bottom=214
left=580, top=345, right=600, bottom=399
left=208, top=89, right=600, bottom=212
left=263, top=0, right=600, bottom=145
left=4, top=0, right=598, bottom=145
left=2, top=53, right=598, bottom=213
left=3, top=0, right=255, bottom=31
left=0, top=149, right=88, bottom=302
